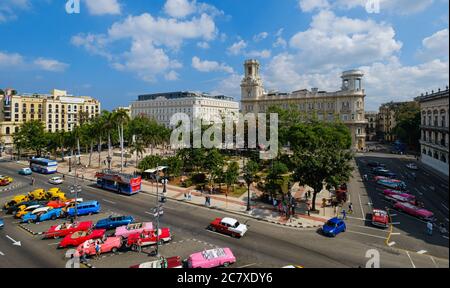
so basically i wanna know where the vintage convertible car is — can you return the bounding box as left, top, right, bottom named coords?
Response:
left=58, top=229, right=106, bottom=248
left=394, top=202, right=434, bottom=221
left=377, top=179, right=407, bottom=190
left=114, top=222, right=153, bottom=239
left=126, top=228, right=172, bottom=251
left=187, top=248, right=236, bottom=268
left=95, top=215, right=134, bottom=230
left=75, top=237, right=122, bottom=257
left=21, top=207, right=65, bottom=223
left=130, top=256, right=183, bottom=268
left=4, top=195, right=30, bottom=209
left=371, top=209, right=390, bottom=228
left=28, top=189, right=47, bottom=201
left=44, top=221, right=93, bottom=239
left=15, top=204, right=42, bottom=218
left=208, top=217, right=248, bottom=238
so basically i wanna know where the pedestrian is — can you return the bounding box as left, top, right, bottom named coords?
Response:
left=307, top=190, right=311, bottom=199
left=363, top=174, right=368, bottom=181
left=341, top=209, right=347, bottom=220
left=348, top=203, right=353, bottom=214
left=188, top=191, right=192, bottom=201
left=62, top=174, right=65, bottom=180
left=291, top=199, right=296, bottom=216
left=427, top=221, right=433, bottom=236
left=95, top=243, right=101, bottom=259
left=307, top=202, right=311, bottom=216
left=184, top=192, right=187, bottom=200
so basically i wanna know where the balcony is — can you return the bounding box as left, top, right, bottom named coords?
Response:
left=420, top=125, right=449, bottom=132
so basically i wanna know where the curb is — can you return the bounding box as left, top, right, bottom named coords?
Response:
left=19, top=224, right=44, bottom=236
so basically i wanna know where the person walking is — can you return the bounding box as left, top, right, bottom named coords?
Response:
left=348, top=203, right=354, bottom=214
left=341, top=209, right=347, bottom=220
left=427, top=221, right=433, bottom=236
left=307, top=202, right=311, bottom=216
left=188, top=191, right=192, bottom=201
left=95, top=241, right=101, bottom=259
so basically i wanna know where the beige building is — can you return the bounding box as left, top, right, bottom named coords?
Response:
left=365, top=111, right=378, bottom=141
left=415, top=87, right=449, bottom=176
left=240, top=59, right=367, bottom=151
left=131, top=91, right=240, bottom=127
left=377, top=101, right=415, bottom=142
left=0, top=89, right=101, bottom=147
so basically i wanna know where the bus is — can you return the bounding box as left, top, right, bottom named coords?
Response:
left=30, top=158, right=58, bottom=174
left=95, top=170, right=142, bottom=195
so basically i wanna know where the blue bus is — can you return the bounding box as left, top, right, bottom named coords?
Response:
left=30, top=158, right=58, bottom=174
left=95, top=170, right=142, bottom=195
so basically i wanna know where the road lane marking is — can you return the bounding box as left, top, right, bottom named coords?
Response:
left=347, top=216, right=368, bottom=221
left=387, top=242, right=396, bottom=247
left=442, top=204, right=449, bottom=211
left=430, top=256, right=438, bottom=268
left=102, top=199, right=116, bottom=205
left=347, top=224, right=391, bottom=233
left=358, top=193, right=365, bottom=217
left=238, top=263, right=257, bottom=268
left=406, top=251, right=416, bottom=268
left=346, top=230, right=387, bottom=239
left=48, top=242, right=60, bottom=246
left=390, top=214, right=397, bottom=217
left=390, top=233, right=401, bottom=235
left=417, top=250, right=427, bottom=255
left=0, top=251, right=4, bottom=256
left=392, top=222, right=401, bottom=225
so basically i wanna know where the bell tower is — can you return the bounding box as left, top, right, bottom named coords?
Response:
left=241, top=59, right=264, bottom=99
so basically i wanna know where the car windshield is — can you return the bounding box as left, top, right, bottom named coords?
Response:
left=233, top=222, right=240, bottom=228
left=326, top=221, right=337, bottom=228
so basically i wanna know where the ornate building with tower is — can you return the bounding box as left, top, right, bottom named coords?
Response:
left=240, top=59, right=368, bottom=151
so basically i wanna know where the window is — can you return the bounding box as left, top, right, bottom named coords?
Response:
left=441, top=154, right=447, bottom=163
left=5, top=127, right=10, bottom=135
left=14, top=103, right=19, bottom=113
left=15, top=127, right=19, bottom=133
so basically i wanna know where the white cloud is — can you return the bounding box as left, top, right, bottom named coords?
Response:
left=227, top=40, right=247, bottom=55
left=253, top=32, right=269, bottom=42
left=84, top=0, right=121, bottom=15
left=33, top=58, right=69, bottom=72
left=164, top=0, right=196, bottom=18
left=298, top=0, right=330, bottom=12
left=0, top=0, right=30, bottom=22
left=197, top=41, right=210, bottom=49
left=418, top=28, right=449, bottom=61
left=192, top=56, right=234, bottom=73
left=273, top=37, right=287, bottom=48
left=246, top=49, right=271, bottom=59
left=165, top=70, right=179, bottom=81
left=210, top=73, right=243, bottom=99
left=0, top=51, right=24, bottom=66
left=73, top=12, right=217, bottom=82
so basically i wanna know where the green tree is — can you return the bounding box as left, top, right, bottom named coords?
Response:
left=289, top=121, right=353, bottom=211
left=224, top=161, right=239, bottom=194
left=13, top=121, right=47, bottom=156
left=392, top=102, right=421, bottom=150
left=266, top=161, right=289, bottom=195
left=244, top=160, right=259, bottom=210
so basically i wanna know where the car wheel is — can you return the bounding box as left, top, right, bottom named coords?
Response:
left=210, top=227, right=216, bottom=232
left=223, top=262, right=230, bottom=267
left=54, top=235, right=59, bottom=239
left=158, top=240, right=164, bottom=246
left=51, top=215, right=57, bottom=220
left=131, top=244, right=139, bottom=252
left=28, top=219, right=33, bottom=224
left=112, top=247, right=119, bottom=254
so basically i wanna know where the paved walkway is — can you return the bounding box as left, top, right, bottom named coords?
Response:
left=8, top=150, right=340, bottom=229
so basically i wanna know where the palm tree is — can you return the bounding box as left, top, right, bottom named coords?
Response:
left=129, top=140, right=146, bottom=168
left=112, top=109, right=130, bottom=172
left=100, top=111, right=115, bottom=169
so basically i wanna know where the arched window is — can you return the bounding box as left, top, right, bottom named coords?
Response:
left=5, top=127, right=10, bottom=135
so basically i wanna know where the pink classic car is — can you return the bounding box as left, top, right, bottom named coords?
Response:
left=75, top=237, right=122, bottom=257
left=187, top=248, right=236, bottom=268
left=115, top=222, right=153, bottom=239
left=394, top=202, right=434, bottom=221
left=384, top=190, right=416, bottom=204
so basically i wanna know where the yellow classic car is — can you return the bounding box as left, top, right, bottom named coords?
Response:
left=0, top=175, right=14, bottom=183
left=28, top=189, right=47, bottom=200
left=4, top=195, right=30, bottom=209
left=46, top=188, right=66, bottom=201
left=15, top=204, right=42, bottom=218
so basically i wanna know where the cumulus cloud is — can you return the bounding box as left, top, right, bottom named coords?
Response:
left=227, top=40, right=247, bottom=55
left=197, top=41, right=210, bottom=49
left=84, top=0, right=121, bottom=15
left=72, top=12, right=217, bottom=82
left=192, top=56, right=234, bottom=73
left=0, top=51, right=68, bottom=72
left=210, top=73, right=243, bottom=100
left=246, top=49, right=271, bottom=59
left=227, top=40, right=271, bottom=59
left=33, top=58, right=69, bottom=72
left=0, top=0, right=30, bottom=22
left=417, top=28, right=449, bottom=61
left=0, top=51, right=24, bottom=66
left=298, top=0, right=330, bottom=12
left=164, top=0, right=196, bottom=18
left=253, top=32, right=269, bottom=42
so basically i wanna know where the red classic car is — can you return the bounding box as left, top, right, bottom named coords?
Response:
left=130, top=256, right=183, bottom=268
left=58, top=229, right=106, bottom=248
left=208, top=217, right=248, bottom=238
left=44, top=221, right=93, bottom=239
left=75, top=237, right=123, bottom=257
left=47, top=198, right=83, bottom=209
left=126, top=228, right=172, bottom=251
left=371, top=209, right=390, bottom=228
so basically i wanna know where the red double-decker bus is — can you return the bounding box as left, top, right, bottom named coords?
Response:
left=95, top=170, right=142, bottom=195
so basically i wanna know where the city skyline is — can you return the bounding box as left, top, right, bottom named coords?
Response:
left=0, top=0, right=448, bottom=111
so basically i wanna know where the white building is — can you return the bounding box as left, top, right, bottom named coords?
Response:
left=241, top=59, right=367, bottom=151
left=130, top=91, right=240, bottom=127
left=416, top=87, right=449, bottom=176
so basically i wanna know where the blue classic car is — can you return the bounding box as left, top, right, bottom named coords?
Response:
left=95, top=215, right=134, bottom=230
left=21, top=207, right=65, bottom=223
left=377, top=179, right=407, bottom=190
left=66, top=201, right=101, bottom=217
left=322, top=217, right=346, bottom=237
left=0, top=218, right=4, bottom=229
left=18, top=168, right=32, bottom=175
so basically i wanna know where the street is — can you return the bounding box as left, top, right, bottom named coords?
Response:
left=0, top=159, right=448, bottom=268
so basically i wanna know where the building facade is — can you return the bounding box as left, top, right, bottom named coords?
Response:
left=130, top=91, right=240, bottom=127
left=377, top=101, right=416, bottom=142
left=365, top=111, right=378, bottom=141
left=240, top=59, right=367, bottom=151
left=415, top=87, right=449, bottom=176
left=0, top=89, right=101, bottom=147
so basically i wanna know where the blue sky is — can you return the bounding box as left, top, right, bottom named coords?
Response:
left=0, top=0, right=448, bottom=111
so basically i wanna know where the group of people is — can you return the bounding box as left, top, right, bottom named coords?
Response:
left=204, top=194, right=212, bottom=207
left=272, top=195, right=297, bottom=219
left=183, top=191, right=192, bottom=201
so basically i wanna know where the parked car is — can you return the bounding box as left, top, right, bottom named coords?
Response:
left=47, top=198, right=82, bottom=209
left=394, top=202, right=434, bottom=221
left=66, top=201, right=101, bottom=217
left=384, top=193, right=416, bottom=204
left=44, top=221, right=94, bottom=239
left=48, top=176, right=64, bottom=185
left=321, top=217, right=346, bottom=237
left=373, top=169, right=397, bottom=178
left=208, top=217, right=248, bottom=238
left=115, top=222, right=153, bottom=239
left=18, top=168, right=32, bottom=175
left=406, top=163, right=419, bottom=170
left=0, top=218, right=4, bottom=229
left=371, top=209, right=390, bottom=228
left=367, top=161, right=385, bottom=168
left=4, top=195, right=30, bottom=209
left=46, top=188, right=66, bottom=201
left=126, top=228, right=172, bottom=251
left=59, top=229, right=106, bottom=248
left=187, top=248, right=236, bottom=268
left=21, top=206, right=65, bottom=223
left=0, top=178, right=11, bottom=186
left=130, top=256, right=183, bottom=268
left=377, top=179, right=407, bottom=190
left=0, top=175, right=13, bottom=183
left=28, top=189, right=47, bottom=201
left=75, top=237, right=122, bottom=257
left=95, top=215, right=134, bottom=230
left=15, top=204, right=42, bottom=218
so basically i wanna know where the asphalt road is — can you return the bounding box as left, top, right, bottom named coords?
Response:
left=0, top=160, right=448, bottom=268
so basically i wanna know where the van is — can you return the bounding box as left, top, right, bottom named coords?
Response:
left=67, top=201, right=101, bottom=217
